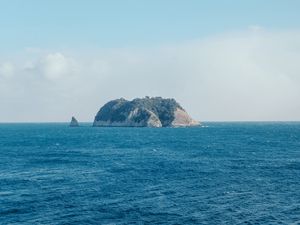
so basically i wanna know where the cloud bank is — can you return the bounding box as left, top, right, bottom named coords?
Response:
left=1, top=28, right=300, bottom=122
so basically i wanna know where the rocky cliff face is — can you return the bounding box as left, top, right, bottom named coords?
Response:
left=93, top=97, right=200, bottom=127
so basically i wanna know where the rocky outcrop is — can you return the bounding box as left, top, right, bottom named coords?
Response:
left=69, top=116, right=79, bottom=127
left=93, top=97, right=200, bottom=127
left=171, top=108, right=200, bottom=127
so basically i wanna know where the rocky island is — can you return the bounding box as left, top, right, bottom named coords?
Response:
left=69, top=116, right=79, bottom=127
left=93, top=97, right=200, bottom=127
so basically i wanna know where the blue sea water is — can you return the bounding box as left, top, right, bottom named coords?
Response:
left=0, top=122, right=300, bottom=225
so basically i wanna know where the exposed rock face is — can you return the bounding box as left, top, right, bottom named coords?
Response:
left=93, top=97, right=200, bottom=127
left=171, top=108, right=200, bottom=127
left=69, top=116, right=79, bottom=127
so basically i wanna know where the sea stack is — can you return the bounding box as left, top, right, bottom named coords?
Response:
left=93, top=97, right=200, bottom=127
left=69, top=116, right=79, bottom=127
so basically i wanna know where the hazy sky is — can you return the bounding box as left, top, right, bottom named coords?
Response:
left=0, top=0, right=300, bottom=122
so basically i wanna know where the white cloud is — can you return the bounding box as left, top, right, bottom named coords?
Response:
left=39, top=52, right=77, bottom=80
left=0, top=28, right=300, bottom=122
left=0, top=62, right=14, bottom=78
left=248, top=25, right=264, bottom=32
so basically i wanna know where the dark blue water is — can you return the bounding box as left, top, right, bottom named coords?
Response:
left=0, top=123, right=300, bottom=224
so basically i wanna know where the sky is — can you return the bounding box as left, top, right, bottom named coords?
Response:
left=0, top=0, right=300, bottom=122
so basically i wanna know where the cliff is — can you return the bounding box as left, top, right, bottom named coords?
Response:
left=93, top=97, right=200, bottom=127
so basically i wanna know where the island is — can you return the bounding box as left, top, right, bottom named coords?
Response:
left=93, top=97, right=200, bottom=127
left=69, top=116, right=79, bottom=127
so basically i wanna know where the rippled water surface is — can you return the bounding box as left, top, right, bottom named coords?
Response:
left=0, top=123, right=300, bottom=224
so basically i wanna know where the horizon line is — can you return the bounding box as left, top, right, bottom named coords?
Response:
left=0, top=120, right=300, bottom=124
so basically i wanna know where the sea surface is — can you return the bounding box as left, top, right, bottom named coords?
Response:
left=0, top=122, right=300, bottom=225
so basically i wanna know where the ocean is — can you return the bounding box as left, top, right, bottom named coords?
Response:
left=0, top=122, right=299, bottom=224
